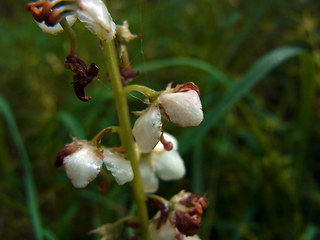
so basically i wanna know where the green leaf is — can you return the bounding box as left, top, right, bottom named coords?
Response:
left=179, top=46, right=304, bottom=153
left=135, top=57, right=230, bottom=84
left=0, top=94, right=43, bottom=240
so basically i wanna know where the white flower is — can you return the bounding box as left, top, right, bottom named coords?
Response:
left=56, top=140, right=133, bottom=188
left=158, top=89, right=203, bottom=127
left=77, top=0, right=116, bottom=41
left=62, top=144, right=103, bottom=188
left=132, top=105, right=162, bottom=153
left=27, top=0, right=116, bottom=41
left=139, top=133, right=185, bottom=193
left=132, top=82, right=203, bottom=153
left=103, top=150, right=133, bottom=185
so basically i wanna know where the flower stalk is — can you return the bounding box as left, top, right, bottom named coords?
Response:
left=60, top=17, right=77, bottom=55
left=102, top=40, right=151, bottom=240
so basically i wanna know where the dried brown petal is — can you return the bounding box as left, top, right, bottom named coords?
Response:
left=174, top=210, right=201, bottom=236
left=55, top=143, right=78, bottom=167
left=65, top=54, right=99, bottom=101
left=174, top=82, right=200, bottom=96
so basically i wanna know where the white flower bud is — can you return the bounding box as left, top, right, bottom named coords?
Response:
left=154, top=150, right=185, bottom=181
left=37, top=14, right=77, bottom=35
left=103, top=150, right=133, bottom=185
left=77, top=0, right=116, bottom=41
left=132, top=105, right=162, bottom=153
left=63, top=146, right=103, bottom=188
left=139, top=161, right=159, bottom=193
left=158, top=90, right=203, bottom=127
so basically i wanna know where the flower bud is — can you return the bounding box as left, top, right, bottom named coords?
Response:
left=60, top=141, right=103, bottom=188
left=77, top=0, right=116, bottom=41
left=158, top=89, right=203, bottom=127
left=132, top=105, right=162, bottom=153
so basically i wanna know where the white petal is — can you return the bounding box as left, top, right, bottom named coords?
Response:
left=155, top=150, right=185, bottom=180
left=154, top=132, right=178, bottom=152
left=132, top=105, right=162, bottom=153
left=158, top=90, right=203, bottom=127
left=149, top=221, right=177, bottom=240
left=103, top=150, right=133, bottom=185
left=139, top=162, right=159, bottom=193
left=64, top=147, right=102, bottom=188
left=37, top=14, right=77, bottom=35
left=77, top=0, right=116, bottom=41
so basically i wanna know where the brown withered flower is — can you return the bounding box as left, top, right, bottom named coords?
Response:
left=149, top=191, right=208, bottom=239
left=65, top=54, right=99, bottom=101
left=174, top=193, right=208, bottom=236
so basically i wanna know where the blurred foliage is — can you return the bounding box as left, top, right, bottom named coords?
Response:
left=0, top=0, right=320, bottom=239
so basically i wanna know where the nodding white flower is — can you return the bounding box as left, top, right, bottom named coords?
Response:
left=139, top=133, right=185, bottom=193
left=27, top=0, right=116, bottom=41
left=77, top=0, right=116, bottom=41
left=56, top=140, right=133, bottom=188
left=158, top=82, right=203, bottom=127
left=56, top=140, right=103, bottom=188
left=132, top=82, right=203, bottom=153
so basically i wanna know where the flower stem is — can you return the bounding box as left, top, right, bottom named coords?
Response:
left=60, top=17, right=77, bottom=55
left=102, top=40, right=151, bottom=240
left=123, top=84, right=159, bottom=100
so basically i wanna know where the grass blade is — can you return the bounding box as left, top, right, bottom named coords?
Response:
left=135, top=57, right=230, bottom=84
left=179, top=46, right=304, bottom=153
left=58, top=111, right=86, bottom=139
left=0, top=94, right=43, bottom=240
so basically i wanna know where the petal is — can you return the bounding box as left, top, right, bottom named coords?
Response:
left=154, top=132, right=178, bottom=152
left=155, top=150, right=185, bottom=180
left=37, top=14, right=77, bottom=35
left=63, top=147, right=102, bottom=188
left=103, top=150, right=133, bottom=185
left=77, top=0, right=116, bottom=41
left=149, top=221, right=177, bottom=240
left=132, top=105, right=162, bottom=153
left=139, top=162, right=159, bottom=193
left=158, top=90, right=203, bottom=127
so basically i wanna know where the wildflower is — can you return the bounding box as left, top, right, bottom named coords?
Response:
left=56, top=139, right=133, bottom=188
left=26, top=0, right=116, bottom=41
left=139, top=133, right=186, bottom=193
left=77, top=0, right=116, bottom=41
left=133, top=82, right=203, bottom=153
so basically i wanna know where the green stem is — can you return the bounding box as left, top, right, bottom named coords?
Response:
left=123, top=84, right=159, bottom=100
left=102, top=40, right=151, bottom=240
left=60, top=17, right=77, bottom=55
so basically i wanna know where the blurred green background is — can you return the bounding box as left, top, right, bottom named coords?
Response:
left=1, top=0, right=320, bottom=239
